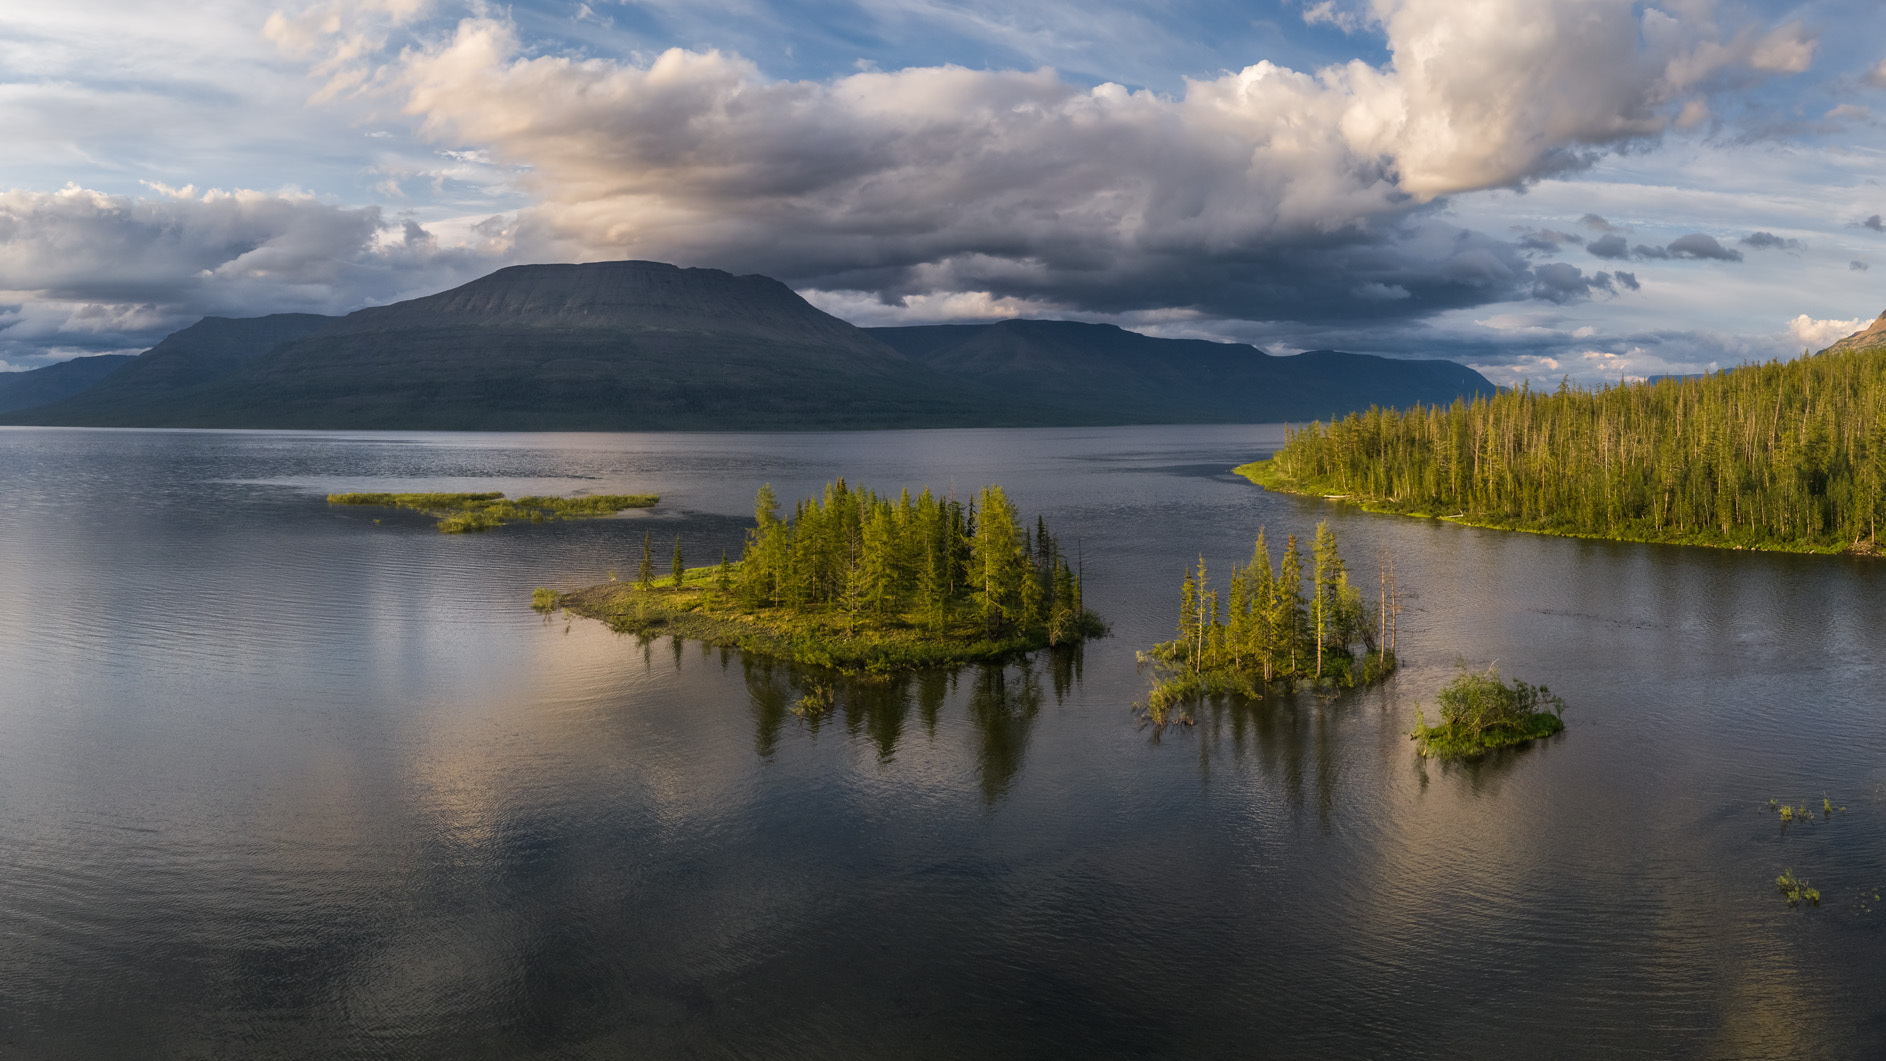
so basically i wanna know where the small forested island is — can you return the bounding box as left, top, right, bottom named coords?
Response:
left=1410, top=666, right=1566, bottom=758
left=1140, top=521, right=1397, bottom=722
left=1238, top=338, right=1886, bottom=553
left=553, top=479, right=1104, bottom=672
left=328, top=490, right=657, bottom=532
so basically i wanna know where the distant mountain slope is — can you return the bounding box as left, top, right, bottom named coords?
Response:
left=0, top=355, right=134, bottom=414
left=7, top=260, right=1494, bottom=431
left=1825, top=311, right=1886, bottom=355
left=868, top=320, right=1493, bottom=423
left=9, top=262, right=1028, bottom=430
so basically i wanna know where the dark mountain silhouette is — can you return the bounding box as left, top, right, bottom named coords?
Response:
left=5, top=260, right=1495, bottom=429
left=868, top=319, right=1492, bottom=423
left=0, top=355, right=135, bottom=414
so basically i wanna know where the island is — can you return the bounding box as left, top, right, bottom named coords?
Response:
left=550, top=480, right=1105, bottom=672
left=1409, top=665, right=1566, bottom=758
left=328, top=490, right=658, bottom=532
left=1139, top=521, right=1398, bottom=723
left=1236, top=326, right=1886, bottom=555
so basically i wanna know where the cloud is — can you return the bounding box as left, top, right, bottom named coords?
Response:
left=1788, top=314, right=1867, bottom=349
left=1871, top=58, right=1886, bottom=88
left=1517, top=228, right=1583, bottom=253
left=1531, top=262, right=1621, bottom=303
left=0, top=184, right=502, bottom=366
left=1853, top=260, right=1871, bottom=272
left=1739, top=230, right=1802, bottom=251
left=1612, top=270, right=1640, bottom=291
left=1865, top=214, right=1885, bottom=232
left=253, top=0, right=1818, bottom=328
left=1665, top=233, right=1742, bottom=261
left=1301, top=2, right=1365, bottom=34
left=1599, top=233, right=1742, bottom=262
left=1588, top=233, right=1630, bottom=259
left=1579, top=213, right=1622, bottom=232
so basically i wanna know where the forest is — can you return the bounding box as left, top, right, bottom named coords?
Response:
left=1140, top=522, right=1397, bottom=721
left=1240, top=344, right=1886, bottom=553
left=555, top=479, right=1105, bottom=671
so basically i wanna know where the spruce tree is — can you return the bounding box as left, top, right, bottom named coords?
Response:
left=638, top=532, right=655, bottom=589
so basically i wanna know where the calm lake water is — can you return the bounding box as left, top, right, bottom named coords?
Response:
left=0, top=425, right=1881, bottom=1059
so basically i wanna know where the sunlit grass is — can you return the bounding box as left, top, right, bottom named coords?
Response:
left=329, top=490, right=658, bottom=532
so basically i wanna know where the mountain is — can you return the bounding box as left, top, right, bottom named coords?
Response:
left=868, top=320, right=1492, bottom=423
left=0, top=355, right=135, bottom=414
left=1825, top=311, right=1886, bottom=355
left=6, top=260, right=1494, bottom=430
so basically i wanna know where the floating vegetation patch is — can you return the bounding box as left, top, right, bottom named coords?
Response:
left=1410, top=664, right=1566, bottom=759
left=531, top=587, right=560, bottom=613
left=1776, top=868, right=1821, bottom=908
left=1765, top=794, right=1847, bottom=826
left=328, top=491, right=658, bottom=532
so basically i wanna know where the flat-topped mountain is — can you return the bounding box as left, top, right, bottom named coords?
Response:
left=5, top=260, right=1496, bottom=430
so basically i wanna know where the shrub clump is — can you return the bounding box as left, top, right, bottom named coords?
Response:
left=1411, top=664, right=1566, bottom=758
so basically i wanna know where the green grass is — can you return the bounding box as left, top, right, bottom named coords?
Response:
left=531, top=587, right=560, bottom=613
left=1410, top=664, right=1567, bottom=759
left=1235, top=459, right=1864, bottom=556
left=328, top=490, right=658, bottom=532
left=556, top=562, right=1106, bottom=673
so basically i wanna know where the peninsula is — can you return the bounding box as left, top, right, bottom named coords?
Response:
left=1239, top=314, right=1886, bottom=555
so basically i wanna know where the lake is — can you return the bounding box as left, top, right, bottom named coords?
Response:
left=0, top=425, right=1881, bottom=1059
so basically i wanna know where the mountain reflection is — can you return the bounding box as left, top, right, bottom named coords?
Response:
left=739, top=649, right=1080, bottom=800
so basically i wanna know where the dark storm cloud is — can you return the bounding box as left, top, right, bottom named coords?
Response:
left=1588, top=233, right=1631, bottom=259
left=1739, top=230, right=1802, bottom=251
left=1665, top=233, right=1743, bottom=261
left=0, top=187, right=503, bottom=368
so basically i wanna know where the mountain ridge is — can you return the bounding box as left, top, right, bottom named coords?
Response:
left=5, top=260, right=1496, bottom=430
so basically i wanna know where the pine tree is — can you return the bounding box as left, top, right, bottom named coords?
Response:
left=671, top=534, right=684, bottom=589
left=638, top=532, right=655, bottom=589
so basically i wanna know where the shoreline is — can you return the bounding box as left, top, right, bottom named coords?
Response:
left=1234, top=460, right=1871, bottom=558
left=555, top=568, right=1099, bottom=673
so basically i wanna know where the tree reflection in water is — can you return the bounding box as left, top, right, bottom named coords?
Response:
left=737, top=651, right=1064, bottom=800
left=966, top=661, right=1043, bottom=804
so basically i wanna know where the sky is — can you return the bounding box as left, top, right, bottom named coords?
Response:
left=3, top=0, right=1886, bottom=385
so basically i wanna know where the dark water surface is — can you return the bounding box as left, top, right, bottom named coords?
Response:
left=0, top=426, right=1881, bottom=1059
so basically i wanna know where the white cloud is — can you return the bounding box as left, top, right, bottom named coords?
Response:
left=1787, top=313, right=1868, bottom=350
left=256, top=0, right=1812, bottom=327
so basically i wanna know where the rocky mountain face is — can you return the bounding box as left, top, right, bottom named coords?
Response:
left=1824, top=311, right=1886, bottom=355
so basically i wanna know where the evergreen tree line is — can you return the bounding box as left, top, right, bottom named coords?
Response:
left=1144, top=522, right=1397, bottom=717
left=1262, top=345, right=1886, bottom=550
left=732, top=479, right=1095, bottom=643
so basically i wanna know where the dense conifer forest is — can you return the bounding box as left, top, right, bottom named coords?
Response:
left=1140, top=522, right=1397, bottom=721
left=556, top=479, right=1105, bottom=670
left=1241, top=343, right=1886, bottom=553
